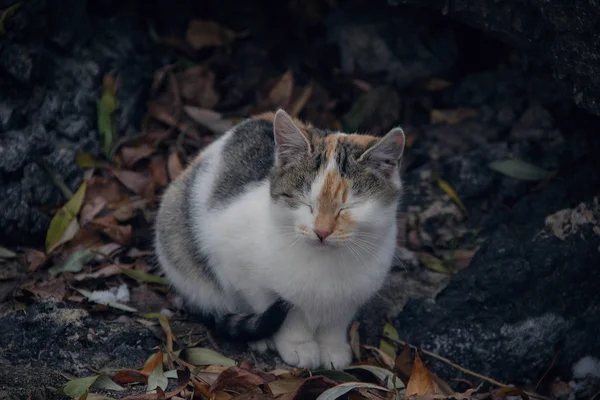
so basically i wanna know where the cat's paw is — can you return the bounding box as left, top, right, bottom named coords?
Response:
left=248, top=340, right=270, bottom=353
left=319, top=341, right=352, bottom=370
left=275, top=339, right=321, bottom=369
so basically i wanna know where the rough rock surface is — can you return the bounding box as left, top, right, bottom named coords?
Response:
left=386, top=0, right=600, bottom=117
left=0, top=0, right=163, bottom=246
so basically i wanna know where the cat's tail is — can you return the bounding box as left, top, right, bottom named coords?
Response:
left=201, top=299, right=290, bottom=342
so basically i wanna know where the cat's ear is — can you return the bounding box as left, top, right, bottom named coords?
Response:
left=359, top=127, right=405, bottom=178
left=273, top=109, right=311, bottom=168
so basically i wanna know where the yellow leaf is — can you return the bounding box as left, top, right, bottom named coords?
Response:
left=406, top=352, right=435, bottom=396
left=419, top=252, right=453, bottom=275
left=76, top=152, right=105, bottom=169
left=436, top=178, right=467, bottom=215
left=46, top=182, right=87, bottom=253
left=269, top=70, right=294, bottom=108
left=379, top=322, right=399, bottom=358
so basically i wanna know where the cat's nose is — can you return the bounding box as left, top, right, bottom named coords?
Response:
left=314, top=229, right=332, bottom=242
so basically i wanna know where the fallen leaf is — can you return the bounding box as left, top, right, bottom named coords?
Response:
left=344, top=366, right=404, bottom=389
left=424, top=78, right=452, bottom=91
left=46, top=181, right=87, bottom=253
left=0, top=245, right=17, bottom=259
left=22, top=276, right=68, bottom=300
left=76, top=152, right=106, bottom=169
left=450, top=249, right=476, bottom=271
left=406, top=352, right=435, bottom=396
left=120, top=268, right=168, bottom=285
left=48, top=249, right=96, bottom=276
left=316, top=382, right=390, bottom=400
left=267, top=378, right=305, bottom=396
left=210, top=366, right=274, bottom=393
left=57, top=375, right=125, bottom=400
left=121, top=368, right=190, bottom=400
left=85, top=176, right=129, bottom=206
left=379, top=322, right=399, bottom=358
left=73, top=264, right=125, bottom=281
left=147, top=361, right=168, bottom=392
left=0, top=2, right=22, bottom=37
left=183, top=348, right=236, bottom=367
left=144, top=313, right=175, bottom=352
left=418, top=253, right=452, bottom=275
left=493, top=387, right=530, bottom=399
left=292, top=376, right=339, bottom=400
left=119, top=143, right=157, bottom=168
left=91, top=215, right=132, bottom=245
left=269, top=70, right=294, bottom=108
left=186, top=20, right=235, bottom=50
left=362, top=345, right=395, bottom=370
left=289, top=84, right=314, bottom=117
left=86, top=394, right=117, bottom=400
left=436, top=178, right=467, bottom=215
left=98, top=74, right=118, bottom=158
left=111, top=169, right=151, bottom=195
left=142, top=351, right=165, bottom=375
left=430, top=108, right=478, bottom=125
left=177, top=65, right=219, bottom=109
left=184, top=106, right=235, bottom=134
left=167, top=152, right=183, bottom=181
left=148, top=102, right=201, bottom=141
left=349, top=321, right=361, bottom=361
left=149, top=156, right=169, bottom=187
left=393, top=344, right=413, bottom=386
left=111, top=199, right=149, bottom=222
left=77, top=288, right=137, bottom=312
left=24, top=248, right=48, bottom=272
left=112, top=369, right=149, bottom=384
left=80, top=196, right=107, bottom=226
left=488, top=159, right=552, bottom=181
left=308, top=370, right=360, bottom=383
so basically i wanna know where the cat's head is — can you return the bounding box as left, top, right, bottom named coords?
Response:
left=269, top=109, right=404, bottom=247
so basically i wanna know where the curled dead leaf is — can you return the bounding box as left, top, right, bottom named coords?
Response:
left=406, top=352, right=435, bottom=396
left=269, top=70, right=294, bottom=108
left=111, top=169, right=152, bottom=195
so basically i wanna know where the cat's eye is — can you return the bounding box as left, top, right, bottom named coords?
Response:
left=280, top=193, right=293, bottom=199
left=336, top=208, right=346, bottom=217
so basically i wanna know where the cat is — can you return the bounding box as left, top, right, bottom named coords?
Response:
left=154, top=109, right=405, bottom=369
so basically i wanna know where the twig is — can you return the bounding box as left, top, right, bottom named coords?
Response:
left=535, top=349, right=558, bottom=391
left=381, top=334, right=551, bottom=400
left=38, top=160, right=73, bottom=200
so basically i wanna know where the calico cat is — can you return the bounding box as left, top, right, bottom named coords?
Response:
left=154, top=109, right=404, bottom=369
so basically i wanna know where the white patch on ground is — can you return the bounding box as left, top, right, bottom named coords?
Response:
left=545, top=197, right=599, bottom=240
left=500, top=313, right=568, bottom=357
left=33, top=304, right=89, bottom=327
left=88, top=284, right=130, bottom=305
left=572, top=356, right=600, bottom=379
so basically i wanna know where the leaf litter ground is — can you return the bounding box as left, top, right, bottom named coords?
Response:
left=0, top=11, right=571, bottom=400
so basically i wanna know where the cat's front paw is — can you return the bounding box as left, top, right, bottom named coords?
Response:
left=319, top=341, right=352, bottom=370
left=248, top=340, right=270, bottom=353
left=275, top=339, right=321, bottom=369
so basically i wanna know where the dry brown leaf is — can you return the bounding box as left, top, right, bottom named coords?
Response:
left=393, top=344, right=413, bottom=386
left=85, top=176, right=130, bottom=206
left=430, top=108, right=478, bottom=125
left=269, top=70, right=294, bottom=108
left=148, top=102, right=202, bottom=141
left=111, top=169, right=151, bottom=195
left=22, top=277, right=68, bottom=301
left=141, top=351, right=164, bottom=375
left=73, top=264, right=129, bottom=281
left=112, top=369, right=149, bottom=384
left=362, top=345, right=395, bottom=370
left=91, top=215, right=133, bottom=245
left=451, top=249, right=477, bottom=271
left=184, top=106, right=236, bottom=135
left=149, top=156, right=169, bottom=187
left=112, top=199, right=149, bottom=222
left=80, top=196, right=107, bottom=226
left=119, top=143, right=157, bottom=168
left=210, top=367, right=276, bottom=393
left=23, top=248, right=48, bottom=273
left=493, top=387, right=530, bottom=399
left=406, top=352, right=435, bottom=396
left=186, top=20, right=235, bottom=50
left=267, top=378, right=305, bottom=396
left=289, top=84, right=314, bottom=117
left=167, top=152, right=184, bottom=181
left=176, top=65, right=219, bottom=109
left=291, top=375, right=338, bottom=400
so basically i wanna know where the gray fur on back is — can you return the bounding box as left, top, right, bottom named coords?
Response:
left=209, top=119, right=275, bottom=209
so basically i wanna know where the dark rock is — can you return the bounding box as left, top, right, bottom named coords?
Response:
left=386, top=0, right=600, bottom=117
left=394, top=194, right=600, bottom=385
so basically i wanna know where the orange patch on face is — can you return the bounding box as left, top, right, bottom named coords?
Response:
left=314, top=170, right=352, bottom=234
left=324, top=135, right=338, bottom=160
left=341, top=134, right=379, bottom=149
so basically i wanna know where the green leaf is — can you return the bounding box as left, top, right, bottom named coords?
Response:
left=0, top=245, right=17, bottom=259
left=57, top=375, right=99, bottom=399
left=0, top=2, right=22, bottom=37
left=184, top=348, right=236, bottom=367
left=120, top=268, right=169, bottom=284
left=46, top=181, right=87, bottom=253
left=48, top=249, right=95, bottom=276
left=97, top=78, right=118, bottom=158
left=86, top=395, right=116, bottom=400
left=316, top=382, right=390, bottom=400
left=90, top=376, right=125, bottom=391
left=488, top=159, right=551, bottom=181
left=308, top=370, right=360, bottom=382
left=146, top=361, right=168, bottom=392
left=163, top=369, right=179, bottom=379
left=77, top=289, right=138, bottom=313
left=436, top=178, right=467, bottom=215
left=379, top=322, right=399, bottom=358
left=76, top=152, right=105, bottom=169
left=345, top=366, right=405, bottom=389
